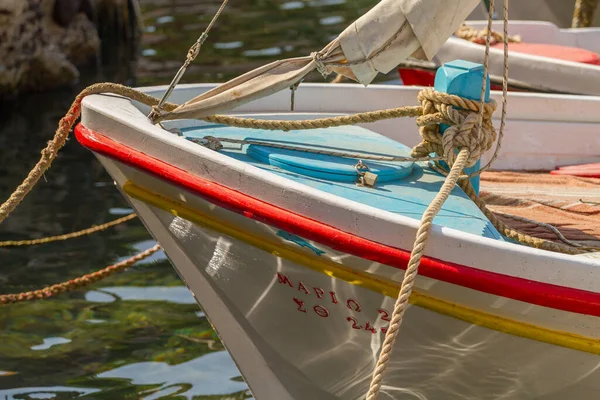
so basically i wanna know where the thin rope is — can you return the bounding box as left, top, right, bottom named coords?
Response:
left=425, top=161, right=593, bottom=255
left=491, top=210, right=597, bottom=250
left=0, top=244, right=161, bottom=304
left=474, top=0, right=509, bottom=176
left=0, top=213, right=137, bottom=247
left=458, top=179, right=590, bottom=255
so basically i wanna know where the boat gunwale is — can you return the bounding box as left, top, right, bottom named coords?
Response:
left=75, top=123, right=600, bottom=317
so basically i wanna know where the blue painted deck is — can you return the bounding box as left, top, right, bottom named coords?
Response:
left=183, top=124, right=503, bottom=240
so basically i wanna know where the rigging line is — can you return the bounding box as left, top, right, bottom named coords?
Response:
left=150, top=0, right=231, bottom=118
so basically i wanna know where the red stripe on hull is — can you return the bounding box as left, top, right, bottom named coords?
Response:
left=75, top=124, right=600, bottom=317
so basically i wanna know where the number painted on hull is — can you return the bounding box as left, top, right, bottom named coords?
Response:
left=378, top=308, right=391, bottom=322
left=347, top=317, right=362, bottom=329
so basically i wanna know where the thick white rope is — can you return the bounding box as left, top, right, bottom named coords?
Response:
left=364, top=2, right=508, bottom=398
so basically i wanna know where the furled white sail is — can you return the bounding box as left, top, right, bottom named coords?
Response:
left=156, top=0, right=480, bottom=121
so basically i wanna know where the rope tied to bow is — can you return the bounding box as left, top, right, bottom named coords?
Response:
left=412, top=88, right=497, bottom=168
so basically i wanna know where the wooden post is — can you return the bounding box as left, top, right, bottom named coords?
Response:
left=434, top=59, right=490, bottom=195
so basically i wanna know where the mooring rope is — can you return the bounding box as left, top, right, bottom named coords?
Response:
left=365, top=1, right=509, bottom=398
left=365, top=148, right=470, bottom=399
left=0, top=83, right=175, bottom=226
left=0, top=244, right=161, bottom=304
left=0, top=213, right=137, bottom=247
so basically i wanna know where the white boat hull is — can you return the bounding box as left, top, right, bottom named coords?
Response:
left=434, top=21, right=600, bottom=95
left=76, top=83, right=600, bottom=399
left=91, top=153, right=600, bottom=400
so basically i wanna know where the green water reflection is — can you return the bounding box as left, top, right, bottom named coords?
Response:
left=0, top=0, right=393, bottom=398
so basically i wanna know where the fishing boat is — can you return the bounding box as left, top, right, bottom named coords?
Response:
left=399, top=20, right=600, bottom=94
left=71, top=0, right=600, bottom=399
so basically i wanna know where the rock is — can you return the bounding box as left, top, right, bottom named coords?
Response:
left=53, top=0, right=95, bottom=27
left=53, top=0, right=81, bottom=27
left=0, top=0, right=100, bottom=96
left=48, top=8, right=100, bottom=66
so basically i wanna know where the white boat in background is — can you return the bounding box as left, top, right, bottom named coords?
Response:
left=467, top=0, right=600, bottom=28
left=75, top=79, right=600, bottom=399
left=399, top=20, right=600, bottom=95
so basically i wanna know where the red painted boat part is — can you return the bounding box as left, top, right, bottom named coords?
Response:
left=75, top=124, right=600, bottom=317
left=550, top=162, right=600, bottom=178
left=550, top=169, right=600, bottom=178
left=399, top=42, right=600, bottom=87
left=491, top=43, right=600, bottom=66
left=398, top=68, right=436, bottom=87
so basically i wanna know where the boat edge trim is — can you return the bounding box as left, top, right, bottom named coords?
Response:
left=74, top=123, right=600, bottom=318
left=123, top=180, right=600, bottom=356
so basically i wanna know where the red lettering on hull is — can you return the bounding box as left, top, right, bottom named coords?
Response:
left=364, top=321, right=377, bottom=334
left=297, top=281, right=310, bottom=294
left=278, top=273, right=391, bottom=333
left=314, top=305, right=329, bottom=318
left=347, top=317, right=362, bottom=329
left=277, top=273, right=294, bottom=288
left=329, top=291, right=339, bottom=304
left=293, top=298, right=307, bottom=313
left=378, top=308, right=391, bottom=322
left=346, top=299, right=362, bottom=312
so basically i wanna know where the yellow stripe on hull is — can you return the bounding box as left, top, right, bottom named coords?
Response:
left=123, top=181, right=600, bottom=355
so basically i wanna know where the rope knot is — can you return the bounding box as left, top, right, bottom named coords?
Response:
left=311, top=51, right=331, bottom=78
left=187, top=33, right=208, bottom=62
left=413, top=88, right=497, bottom=168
